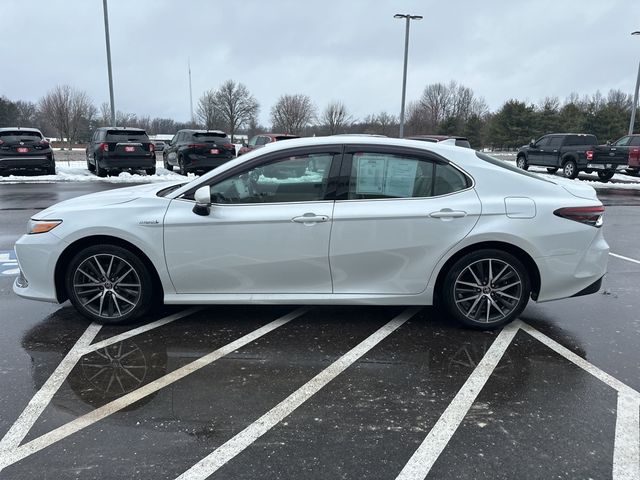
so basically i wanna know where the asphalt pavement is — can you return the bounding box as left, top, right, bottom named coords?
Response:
left=0, top=181, right=638, bottom=480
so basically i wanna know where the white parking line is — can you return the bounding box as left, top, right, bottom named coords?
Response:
left=175, top=307, right=421, bottom=480
left=0, top=322, right=102, bottom=453
left=0, top=307, right=310, bottom=472
left=395, top=320, right=520, bottom=480
left=613, top=393, right=640, bottom=480
left=609, top=252, right=640, bottom=266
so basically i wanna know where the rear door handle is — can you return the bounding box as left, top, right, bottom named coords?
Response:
left=292, top=213, right=330, bottom=224
left=429, top=209, right=467, bottom=219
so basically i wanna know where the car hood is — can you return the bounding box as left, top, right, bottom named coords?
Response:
left=35, top=181, right=184, bottom=219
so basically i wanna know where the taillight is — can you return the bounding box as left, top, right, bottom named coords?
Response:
left=0, top=139, right=4, bottom=145
left=586, top=150, right=593, bottom=160
left=149, top=143, right=155, bottom=152
left=100, top=143, right=109, bottom=152
left=554, top=206, right=604, bottom=227
left=39, top=140, right=49, bottom=147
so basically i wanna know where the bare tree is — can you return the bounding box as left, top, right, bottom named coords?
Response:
left=196, top=90, right=223, bottom=129
left=213, top=80, right=259, bottom=142
left=39, top=85, right=95, bottom=149
left=322, top=101, right=352, bottom=135
left=270, top=94, right=316, bottom=135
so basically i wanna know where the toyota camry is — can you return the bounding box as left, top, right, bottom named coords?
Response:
left=13, top=136, right=609, bottom=329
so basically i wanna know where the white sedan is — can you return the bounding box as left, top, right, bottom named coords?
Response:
left=13, top=136, right=609, bottom=329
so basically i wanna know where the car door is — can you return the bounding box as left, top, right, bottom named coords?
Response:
left=544, top=136, right=564, bottom=166
left=163, top=146, right=341, bottom=294
left=528, top=136, right=549, bottom=166
left=329, top=146, right=481, bottom=295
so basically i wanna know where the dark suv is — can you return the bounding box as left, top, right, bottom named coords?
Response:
left=163, top=129, right=235, bottom=175
left=0, top=128, right=55, bottom=175
left=86, top=127, right=156, bottom=177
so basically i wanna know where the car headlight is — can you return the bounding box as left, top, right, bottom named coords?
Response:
left=28, top=219, right=62, bottom=234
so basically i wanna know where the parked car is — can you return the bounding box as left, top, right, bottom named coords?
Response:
left=407, top=135, right=472, bottom=149
left=237, top=133, right=300, bottom=156
left=153, top=140, right=167, bottom=152
left=0, top=127, right=55, bottom=175
left=13, top=136, right=608, bottom=329
left=162, top=129, right=235, bottom=175
left=604, top=134, right=640, bottom=175
left=86, top=127, right=156, bottom=177
left=516, top=133, right=627, bottom=181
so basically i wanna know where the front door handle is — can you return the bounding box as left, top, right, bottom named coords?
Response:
left=292, top=213, right=330, bottom=224
left=429, top=209, right=467, bottom=219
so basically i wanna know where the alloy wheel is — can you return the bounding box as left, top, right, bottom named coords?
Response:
left=453, top=258, right=523, bottom=324
left=72, top=254, right=142, bottom=320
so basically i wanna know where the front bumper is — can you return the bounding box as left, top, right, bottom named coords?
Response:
left=12, top=232, right=66, bottom=303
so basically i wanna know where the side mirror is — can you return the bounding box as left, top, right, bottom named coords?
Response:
left=529, top=139, right=536, bottom=147
left=606, top=140, right=612, bottom=145
left=193, top=185, right=211, bottom=216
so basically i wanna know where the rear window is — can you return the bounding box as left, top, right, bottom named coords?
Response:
left=566, top=135, right=597, bottom=146
left=106, top=130, right=149, bottom=142
left=455, top=139, right=471, bottom=148
left=274, top=135, right=299, bottom=141
left=0, top=130, right=43, bottom=142
left=475, top=152, right=554, bottom=183
left=191, top=132, right=229, bottom=142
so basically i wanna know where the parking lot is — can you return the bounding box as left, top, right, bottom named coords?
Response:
left=0, top=179, right=639, bottom=479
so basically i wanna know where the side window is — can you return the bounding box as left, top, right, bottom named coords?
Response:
left=248, top=136, right=258, bottom=146
left=548, top=137, right=563, bottom=148
left=615, top=136, right=631, bottom=146
left=434, top=163, right=470, bottom=196
left=630, top=136, right=640, bottom=146
left=348, top=152, right=442, bottom=200
left=256, top=136, right=268, bottom=146
left=209, top=152, right=335, bottom=204
left=536, top=137, right=550, bottom=147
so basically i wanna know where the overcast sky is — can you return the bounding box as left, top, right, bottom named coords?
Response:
left=1, top=0, right=639, bottom=126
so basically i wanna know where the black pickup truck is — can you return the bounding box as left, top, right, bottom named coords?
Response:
left=516, top=133, right=627, bottom=181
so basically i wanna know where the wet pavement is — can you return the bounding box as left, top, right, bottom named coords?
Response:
left=0, top=182, right=638, bottom=479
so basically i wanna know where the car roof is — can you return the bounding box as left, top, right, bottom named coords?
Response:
left=179, top=129, right=227, bottom=134
left=0, top=127, right=42, bottom=133
left=407, top=134, right=468, bottom=141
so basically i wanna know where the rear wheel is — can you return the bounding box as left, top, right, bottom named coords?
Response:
left=442, top=249, right=531, bottom=329
left=546, top=167, right=558, bottom=174
left=46, top=163, right=56, bottom=175
left=597, top=170, right=615, bottom=182
left=87, top=157, right=95, bottom=172
left=516, top=155, right=528, bottom=170
left=562, top=160, right=578, bottom=179
left=65, top=244, right=153, bottom=324
left=163, top=156, right=173, bottom=171
left=95, top=160, right=107, bottom=177
left=145, top=167, right=156, bottom=175
left=179, top=157, right=187, bottom=176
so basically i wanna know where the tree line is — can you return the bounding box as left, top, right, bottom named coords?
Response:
left=0, top=79, right=637, bottom=148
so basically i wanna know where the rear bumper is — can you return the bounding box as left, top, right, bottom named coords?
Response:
left=99, top=154, right=156, bottom=169
left=0, top=156, right=54, bottom=170
left=586, top=163, right=626, bottom=171
left=184, top=155, right=233, bottom=170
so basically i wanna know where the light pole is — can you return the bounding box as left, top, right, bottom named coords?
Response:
left=629, top=31, right=640, bottom=135
left=394, top=13, right=422, bottom=138
left=102, top=0, right=115, bottom=126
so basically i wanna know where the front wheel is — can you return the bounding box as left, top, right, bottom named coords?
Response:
left=516, top=155, right=528, bottom=170
left=441, top=249, right=531, bottom=329
left=562, top=160, right=578, bottom=179
left=597, top=170, right=615, bottom=182
left=65, top=244, right=154, bottom=324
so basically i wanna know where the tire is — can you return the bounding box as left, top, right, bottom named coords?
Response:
left=562, top=159, right=578, bottom=179
left=65, top=244, right=154, bottom=324
left=597, top=170, right=615, bottom=182
left=46, top=163, right=56, bottom=175
left=163, top=156, right=173, bottom=171
left=87, top=158, right=95, bottom=172
left=516, top=155, right=528, bottom=170
left=546, top=167, right=558, bottom=174
left=145, top=167, right=156, bottom=175
left=441, top=249, right=531, bottom=330
left=179, top=157, right=187, bottom=176
left=95, top=160, right=107, bottom=177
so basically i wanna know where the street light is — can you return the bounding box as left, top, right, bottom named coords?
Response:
left=102, top=0, right=116, bottom=126
left=629, top=31, right=640, bottom=135
left=394, top=13, right=422, bottom=138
